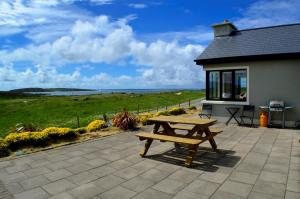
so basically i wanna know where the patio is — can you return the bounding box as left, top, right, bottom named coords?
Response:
left=0, top=123, right=299, bottom=199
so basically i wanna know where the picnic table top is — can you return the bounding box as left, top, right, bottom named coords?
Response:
left=148, top=116, right=217, bottom=126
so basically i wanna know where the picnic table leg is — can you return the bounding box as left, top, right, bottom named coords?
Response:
left=140, top=139, right=153, bottom=157
left=139, top=123, right=160, bottom=157
left=204, top=127, right=217, bottom=151
left=185, top=144, right=199, bottom=167
left=153, top=123, right=160, bottom=133
left=161, top=122, right=181, bottom=148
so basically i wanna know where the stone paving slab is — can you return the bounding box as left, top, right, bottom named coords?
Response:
left=0, top=123, right=299, bottom=199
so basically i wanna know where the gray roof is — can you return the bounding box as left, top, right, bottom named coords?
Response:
left=195, top=23, right=300, bottom=64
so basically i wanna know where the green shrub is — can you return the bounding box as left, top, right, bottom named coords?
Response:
left=74, top=127, right=87, bottom=134
left=0, top=138, right=10, bottom=157
left=188, top=106, right=197, bottom=110
left=87, top=120, right=108, bottom=132
left=155, top=110, right=170, bottom=116
left=168, top=107, right=186, bottom=115
left=30, top=131, right=49, bottom=147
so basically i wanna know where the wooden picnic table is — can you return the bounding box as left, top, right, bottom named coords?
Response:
left=136, top=116, right=222, bottom=167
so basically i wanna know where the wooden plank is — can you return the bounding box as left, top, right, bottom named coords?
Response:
left=148, top=116, right=216, bottom=126
left=136, top=132, right=203, bottom=145
left=169, top=124, right=194, bottom=131
left=167, top=125, right=222, bottom=135
left=209, top=128, right=222, bottom=134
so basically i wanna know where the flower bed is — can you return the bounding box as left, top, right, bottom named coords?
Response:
left=168, top=107, right=186, bottom=115
left=0, top=119, right=109, bottom=158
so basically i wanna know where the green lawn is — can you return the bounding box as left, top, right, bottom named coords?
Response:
left=0, top=90, right=205, bottom=137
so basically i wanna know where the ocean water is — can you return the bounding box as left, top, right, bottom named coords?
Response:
left=27, top=89, right=187, bottom=96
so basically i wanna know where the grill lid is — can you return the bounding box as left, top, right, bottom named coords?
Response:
left=269, top=100, right=285, bottom=108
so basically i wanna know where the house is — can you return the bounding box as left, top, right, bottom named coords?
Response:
left=195, top=21, right=300, bottom=127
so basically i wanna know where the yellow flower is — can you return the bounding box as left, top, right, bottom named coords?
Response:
left=168, top=107, right=186, bottom=115
left=137, top=112, right=154, bottom=125
left=87, top=120, right=107, bottom=132
left=42, top=127, right=75, bottom=137
left=155, top=110, right=170, bottom=116
left=30, top=131, right=48, bottom=141
left=5, top=132, right=32, bottom=144
left=0, top=138, right=8, bottom=148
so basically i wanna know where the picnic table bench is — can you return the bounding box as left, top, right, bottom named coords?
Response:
left=136, top=116, right=222, bottom=167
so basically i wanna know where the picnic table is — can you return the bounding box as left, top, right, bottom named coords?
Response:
left=136, top=116, right=222, bottom=167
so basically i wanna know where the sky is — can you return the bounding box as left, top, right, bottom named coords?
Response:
left=1, top=0, right=300, bottom=90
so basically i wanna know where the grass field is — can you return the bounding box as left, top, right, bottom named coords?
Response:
left=0, top=90, right=205, bottom=137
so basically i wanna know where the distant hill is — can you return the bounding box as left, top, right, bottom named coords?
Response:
left=8, top=88, right=96, bottom=93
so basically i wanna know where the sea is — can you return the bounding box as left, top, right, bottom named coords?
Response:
left=27, top=89, right=193, bottom=96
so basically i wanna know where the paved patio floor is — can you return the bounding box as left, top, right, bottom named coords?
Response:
left=0, top=124, right=299, bottom=199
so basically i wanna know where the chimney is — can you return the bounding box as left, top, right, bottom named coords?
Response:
left=212, top=20, right=237, bottom=37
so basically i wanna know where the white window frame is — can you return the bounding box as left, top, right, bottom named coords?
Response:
left=203, top=66, right=250, bottom=105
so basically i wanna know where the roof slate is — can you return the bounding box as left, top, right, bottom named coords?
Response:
left=195, top=23, right=300, bottom=64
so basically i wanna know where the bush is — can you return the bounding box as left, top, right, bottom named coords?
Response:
left=87, top=120, right=108, bottom=132
left=30, top=131, right=49, bottom=146
left=188, top=106, right=197, bottom=110
left=4, top=131, right=50, bottom=149
left=5, top=132, right=33, bottom=149
left=74, top=127, right=87, bottom=134
left=155, top=110, right=170, bottom=116
left=42, top=127, right=78, bottom=139
left=113, top=111, right=137, bottom=130
left=0, top=138, right=10, bottom=157
left=137, top=112, right=154, bottom=125
left=168, top=107, right=186, bottom=115
left=2, top=127, right=81, bottom=154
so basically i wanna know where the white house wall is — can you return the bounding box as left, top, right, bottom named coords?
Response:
left=203, top=59, right=300, bottom=127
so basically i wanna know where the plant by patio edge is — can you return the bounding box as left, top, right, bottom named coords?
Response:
left=137, top=112, right=154, bottom=125
left=138, top=107, right=187, bottom=126
left=113, top=111, right=137, bottom=130
left=0, top=120, right=108, bottom=158
left=155, top=107, right=186, bottom=117
left=87, top=120, right=108, bottom=132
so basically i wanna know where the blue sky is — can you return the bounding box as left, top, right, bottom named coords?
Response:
left=1, top=0, right=300, bottom=90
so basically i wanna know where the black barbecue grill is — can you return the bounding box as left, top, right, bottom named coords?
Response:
left=268, top=100, right=293, bottom=128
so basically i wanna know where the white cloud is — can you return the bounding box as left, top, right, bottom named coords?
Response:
left=0, top=14, right=206, bottom=89
left=128, top=3, right=147, bottom=9
left=235, top=0, right=300, bottom=29
left=0, top=26, right=24, bottom=36
left=0, top=0, right=111, bottom=42
left=0, top=63, right=134, bottom=90
left=130, top=40, right=204, bottom=86
left=0, top=63, right=80, bottom=90
left=90, top=0, right=113, bottom=5
left=0, top=0, right=84, bottom=27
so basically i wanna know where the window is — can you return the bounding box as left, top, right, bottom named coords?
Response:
left=235, top=70, right=247, bottom=101
left=222, top=72, right=232, bottom=99
left=208, top=71, right=220, bottom=100
left=206, top=69, right=247, bottom=101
